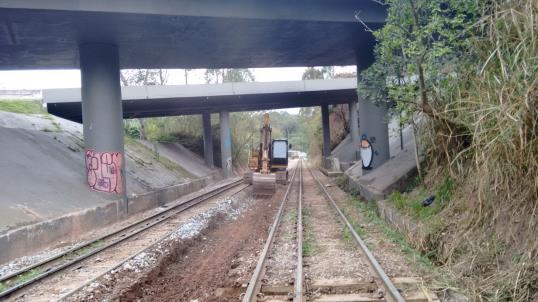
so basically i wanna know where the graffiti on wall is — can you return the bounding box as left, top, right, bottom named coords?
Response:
left=85, top=150, right=123, bottom=194
left=360, top=134, right=373, bottom=170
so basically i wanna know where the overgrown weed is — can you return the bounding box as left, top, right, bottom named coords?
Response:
left=302, top=205, right=317, bottom=257
left=418, top=1, right=538, bottom=299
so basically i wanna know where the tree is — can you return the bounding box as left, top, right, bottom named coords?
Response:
left=358, top=0, right=480, bottom=124
left=204, top=69, right=223, bottom=84
left=302, top=66, right=337, bottom=80
left=120, top=69, right=168, bottom=140
left=321, top=66, right=335, bottom=79
left=183, top=69, right=192, bottom=84
left=302, top=67, right=323, bottom=80
left=223, top=69, right=255, bottom=83
left=204, top=68, right=255, bottom=84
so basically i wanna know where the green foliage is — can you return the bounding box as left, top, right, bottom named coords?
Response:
left=356, top=1, right=537, bottom=298
left=335, top=175, right=348, bottom=190
left=120, top=69, right=168, bottom=86
left=124, top=124, right=141, bottom=139
left=389, top=173, right=454, bottom=220
left=301, top=66, right=334, bottom=80
left=302, top=67, right=324, bottom=80
left=0, top=268, right=43, bottom=294
left=342, top=227, right=353, bottom=245
left=358, top=0, right=482, bottom=120
left=302, top=205, right=317, bottom=256
left=344, top=196, right=433, bottom=268
left=0, top=100, right=44, bottom=114
left=133, top=110, right=310, bottom=168
left=294, top=107, right=322, bottom=158
left=204, top=68, right=255, bottom=84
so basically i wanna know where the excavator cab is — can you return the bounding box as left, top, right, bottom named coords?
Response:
left=271, top=139, right=289, bottom=185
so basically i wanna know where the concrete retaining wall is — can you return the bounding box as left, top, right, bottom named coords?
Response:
left=127, top=178, right=207, bottom=214
left=347, top=147, right=418, bottom=201
left=0, top=178, right=210, bottom=264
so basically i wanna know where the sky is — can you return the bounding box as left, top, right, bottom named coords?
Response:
left=0, top=66, right=356, bottom=90
left=0, top=66, right=355, bottom=115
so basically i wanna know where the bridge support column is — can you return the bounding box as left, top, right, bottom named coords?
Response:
left=79, top=43, right=127, bottom=211
left=358, top=97, right=390, bottom=170
left=321, top=104, right=331, bottom=158
left=349, top=101, right=359, bottom=160
left=202, top=112, right=214, bottom=168
left=219, top=110, right=232, bottom=178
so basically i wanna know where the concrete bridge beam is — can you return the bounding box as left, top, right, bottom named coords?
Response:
left=219, top=110, right=232, bottom=178
left=321, top=104, right=331, bottom=158
left=202, top=112, right=214, bottom=168
left=79, top=43, right=127, bottom=211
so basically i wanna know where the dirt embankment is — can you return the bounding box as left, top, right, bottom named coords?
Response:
left=95, top=189, right=286, bottom=302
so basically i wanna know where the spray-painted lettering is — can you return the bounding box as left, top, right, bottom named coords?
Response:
left=85, top=150, right=123, bottom=194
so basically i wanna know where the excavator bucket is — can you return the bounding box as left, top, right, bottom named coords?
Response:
left=252, top=173, right=276, bottom=195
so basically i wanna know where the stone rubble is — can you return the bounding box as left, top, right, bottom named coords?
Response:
left=74, top=191, right=255, bottom=299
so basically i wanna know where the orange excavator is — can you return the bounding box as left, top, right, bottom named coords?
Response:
left=244, top=113, right=289, bottom=195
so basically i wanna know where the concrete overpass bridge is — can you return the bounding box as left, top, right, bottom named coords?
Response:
left=44, top=79, right=358, bottom=121
left=1, top=0, right=390, bottom=204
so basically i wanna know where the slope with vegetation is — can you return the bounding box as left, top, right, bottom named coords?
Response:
left=121, top=66, right=352, bottom=169
left=356, top=0, right=537, bottom=300
left=0, top=101, right=198, bottom=231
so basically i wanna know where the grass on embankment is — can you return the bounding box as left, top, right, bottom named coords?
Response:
left=0, top=100, right=44, bottom=114
left=390, top=173, right=454, bottom=221
left=341, top=195, right=435, bottom=269
left=124, top=137, right=194, bottom=179
left=302, top=205, right=317, bottom=257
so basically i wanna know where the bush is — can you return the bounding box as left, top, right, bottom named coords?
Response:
left=335, top=175, right=348, bottom=190
left=124, top=125, right=140, bottom=139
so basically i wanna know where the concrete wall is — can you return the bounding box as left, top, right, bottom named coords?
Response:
left=347, top=147, right=418, bottom=201
left=331, top=134, right=357, bottom=169
left=0, top=178, right=209, bottom=264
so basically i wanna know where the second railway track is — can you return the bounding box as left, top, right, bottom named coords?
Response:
left=0, top=178, right=249, bottom=301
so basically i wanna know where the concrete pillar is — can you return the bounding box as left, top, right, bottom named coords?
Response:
left=349, top=100, right=359, bottom=160
left=79, top=43, right=127, bottom=210
left=202, top=112, right=214, bottom=167
left=358, top=97, right=390, bottom=170
left=321, top=104, right=331, bottom=157
left=219, top=110, right=232, bottom=178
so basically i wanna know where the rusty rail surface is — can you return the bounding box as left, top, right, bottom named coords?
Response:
left=242, top=161, right=301, bottom=302
left=295, top=160, right=304, bottom=302
left=0, top=178, right=247, bottom=300
left=308, top=166, right=406, bottom=302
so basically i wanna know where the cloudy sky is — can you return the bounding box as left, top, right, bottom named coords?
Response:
left=0, top=66, right=356, bottom=90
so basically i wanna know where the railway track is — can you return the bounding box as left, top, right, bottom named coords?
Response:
left=0, top=178, right=249, bottom=301
left=242, top=160, right=438, bottom=302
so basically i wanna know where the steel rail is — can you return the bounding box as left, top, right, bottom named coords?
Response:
left=58, top=182, right=251, bottom=301
left=0, top=178, right=246, bottom=299
left=294, top=159, right=304, bottom=302
left=242, top=163, right=299, bottom=302
left=308, top=167, right=406, bottom=302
